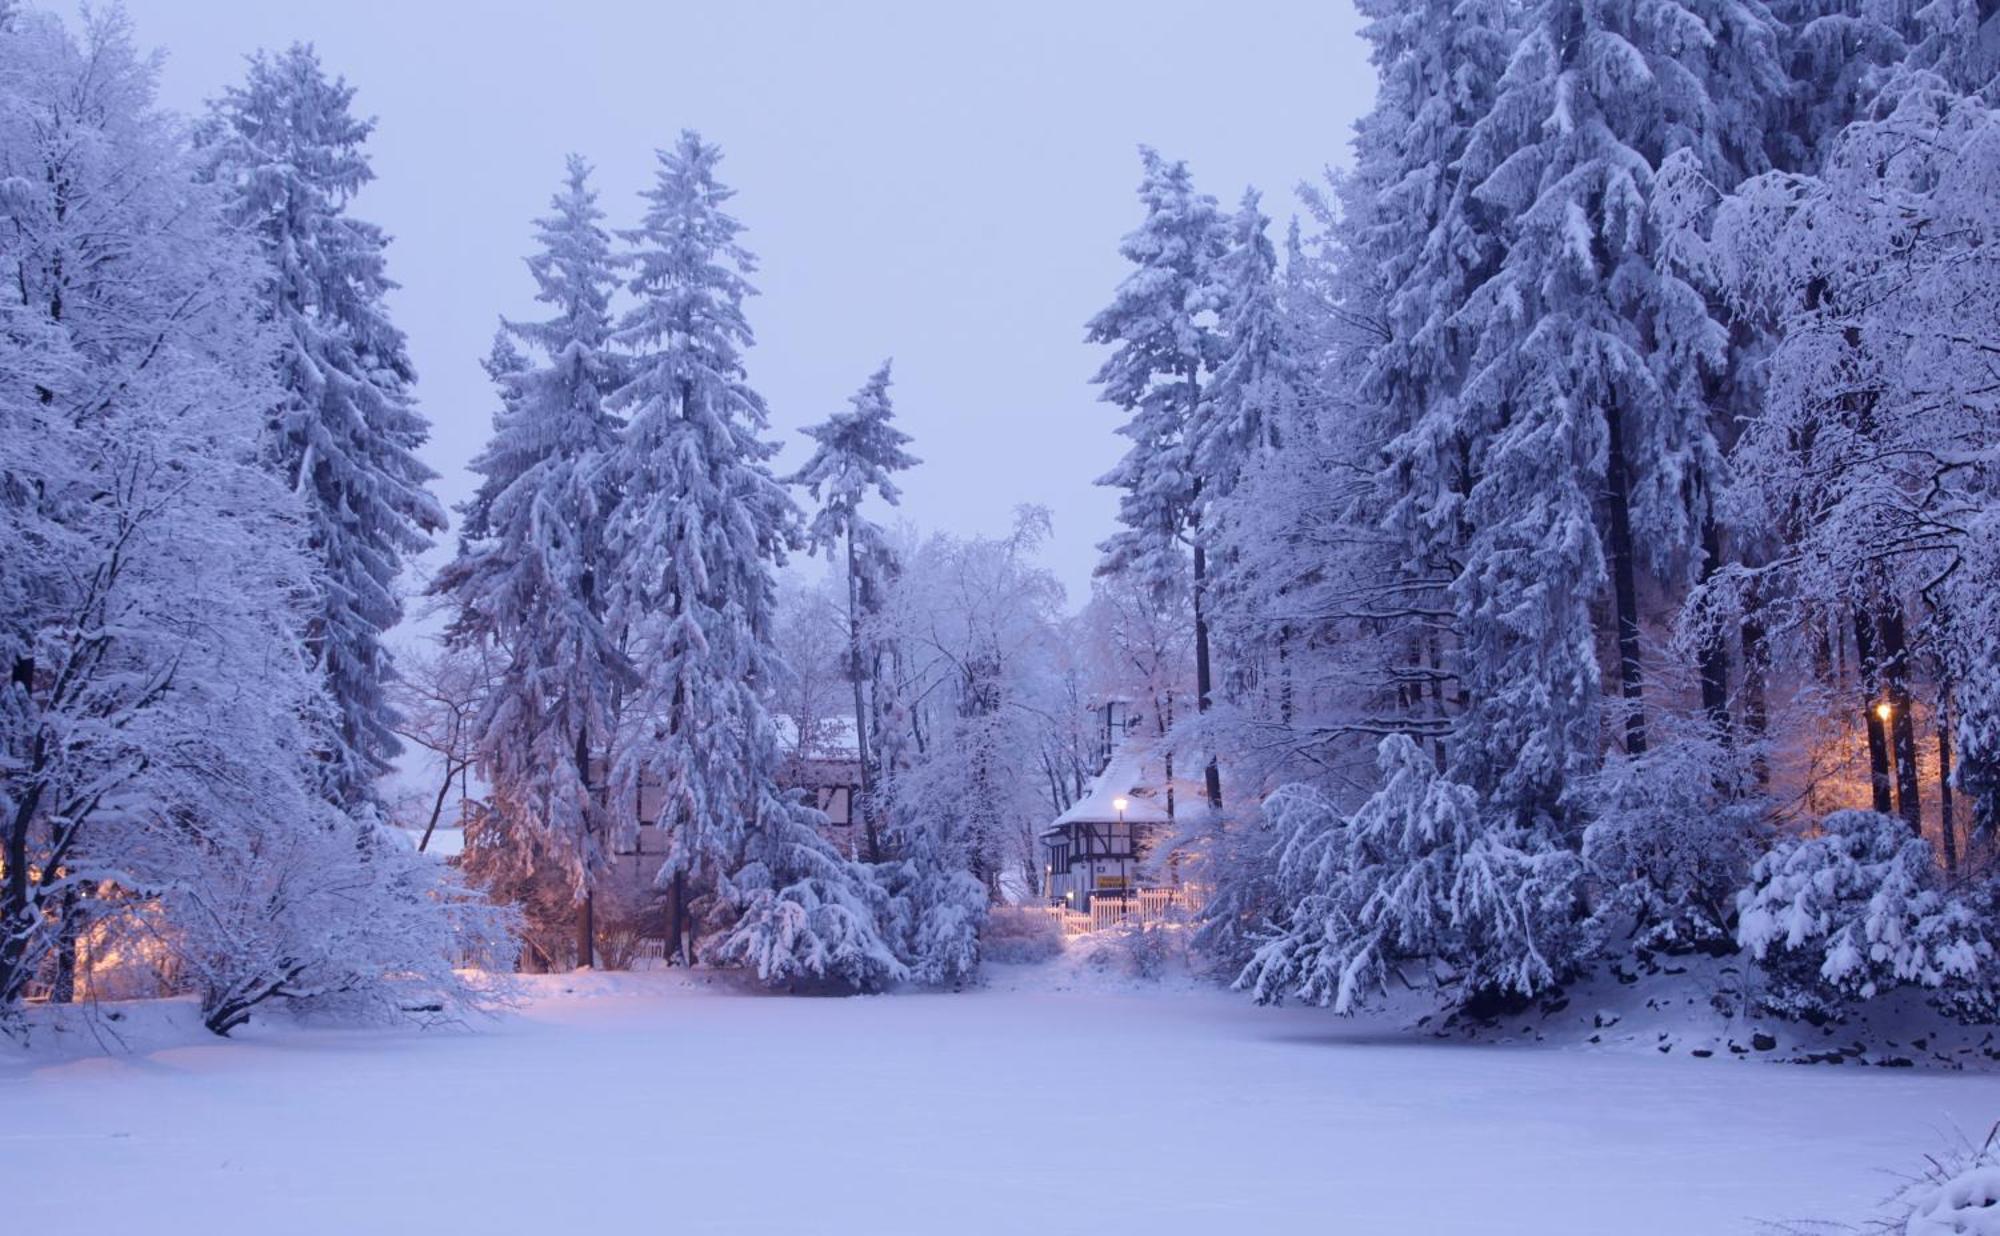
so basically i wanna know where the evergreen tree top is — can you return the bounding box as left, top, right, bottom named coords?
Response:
left=1085, top=145, right=1228, bottom=410
left=615, top=129, right=761, bottom=417
left=512, top=154, right=617, bottom=357
left=793, top=361, right=921, bottom=552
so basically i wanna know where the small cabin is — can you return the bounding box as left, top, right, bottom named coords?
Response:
left=1041, top=703, right=1172, bottom=910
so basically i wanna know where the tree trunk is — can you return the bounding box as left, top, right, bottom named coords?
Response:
left=1191, top=539, right=1222, bottom=812
left=574, top=891, right=594, bottom=970
left=671, top=869, right=690, bottom=967
left=845, top=530, right=880, bottom=862
left=1602, top=402, right=1647, bottom=756
left=2, top=655, right=47, bottom=1007
left=51, top=885, right=79, bottom=1004
left=1854, top=610, right=1894, bottom=815
left=417, top=759, right=458, bottom=854
left=1939, top=692, right=1959, bottom=876
left=1878, top=607, right=1922, bottom=835
left=573, top=724, right=596, bottom=968
left=1741, top=580, right=1770, bottom=789
left=1696, top=518, right=1731, bottom=739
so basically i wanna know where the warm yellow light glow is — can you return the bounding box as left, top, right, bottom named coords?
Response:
left=1113, top=796, right=1130, bottom=814
left=1876, top=701, right=1893, bottom=722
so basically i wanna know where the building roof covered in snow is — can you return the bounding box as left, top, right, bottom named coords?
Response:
left=1045, top=741, right=1172, bottom=832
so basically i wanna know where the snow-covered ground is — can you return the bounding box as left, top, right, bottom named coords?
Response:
left=5, top=963, right=1997, bottom=1235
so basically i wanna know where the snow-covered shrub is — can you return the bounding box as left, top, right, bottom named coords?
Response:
left=1737, top=810, right=1993, bottom=1021
left=1242, top=736, right=1585, bottom=1014
left=1791, top=1125, right=2000, bottom=1235
left=980, top=906, right=1064, bottom=965
left=873, top=762, right=991, bottom=985
left=702, top=799, right=907, bottom=993
left=1188, top=809, right=1281, bottom=976
left=878, top=855, right=987, bottom=986
left=1582, top=732, right=1769, bottom=954
left=165, top=813, right=517, bottom=1036
left=1111, top=920, right=1180, bottom=980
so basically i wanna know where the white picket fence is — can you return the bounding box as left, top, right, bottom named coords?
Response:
left=1027, top=887, right=1197, bottom=937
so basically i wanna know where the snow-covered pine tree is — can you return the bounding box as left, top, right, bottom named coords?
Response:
left=1191, top=1, right=1517, bottom=973
left=1342, top=0, right=1513, bottom=747
left=1089, top=147, right=1229, bottom=811
left=201, top=44, right=446, bottom=809
left=1196, top=190, right=1291, bottom=513
left=1487, top=0, right=1738, bottom=765
left=791, top=361, right=920, bottom=862
left=436, top=156, right=631, bottom=967
left=609, top=132, right=899, bottom=986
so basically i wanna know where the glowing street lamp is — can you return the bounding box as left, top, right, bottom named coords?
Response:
left=1876, top=701, right=1894, bottom=723
left=1113, top=795, right=1129, bottom=822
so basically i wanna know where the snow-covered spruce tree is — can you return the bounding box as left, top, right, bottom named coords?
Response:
left=1737, top=810, right=1994, bottom=1021
left=791, top=360, right=920, bottom=863
left=0, top=10, right=511, bottom=1031
left=1195, top=190, right=1292, bottom=519
left=1089, top=147, right=1229, bottom=812
left=200, top=44, right=445, bottom=809
left=1347, top=0, right=1513, bottom=651
left=609, top=132, right=900, bottom=989
left=436, top=156, right=631, bottom=967
left=876, top=801, right=989, bottom=987
left=1458, top=0, right=1781, bottom=769
left=1192, top=189, right=1302, bottom=777
left=1193, top=0, right=1514, bottom=978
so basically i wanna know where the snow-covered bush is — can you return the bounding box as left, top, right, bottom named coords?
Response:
left=878, top=854, right=987, bottom=985
left=702, top=798, right=907, bottom=993
left=1737, top=811, right=1994, bottom=1021
left=980, top=906, right=1064, bottom=965
left=1791, top=1125, right=2000, bottom=1235
left=1188, top=810, right=1281, bottom=976
left=1582, top=732, right=1770, bottom=954
left=1110, top=920, right=1180, bottom=980
left=163, top=812, right=517, bottom=1036
left=1241, top=736, right=1586, bottom=1014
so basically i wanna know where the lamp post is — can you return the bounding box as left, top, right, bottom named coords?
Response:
left=1113, top=796, right=1130, bottom=906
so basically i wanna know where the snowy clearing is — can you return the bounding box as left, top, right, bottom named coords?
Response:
left=6, top=969, right=1996, bottom=1235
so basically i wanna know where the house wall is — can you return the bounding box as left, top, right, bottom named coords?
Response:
left=1042, top=819, right=1153, bottom=909
left=599, top=755, right=864, bottom=911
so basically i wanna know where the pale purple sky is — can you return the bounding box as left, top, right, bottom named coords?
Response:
left=123, top=0, right=1372, bottom=601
